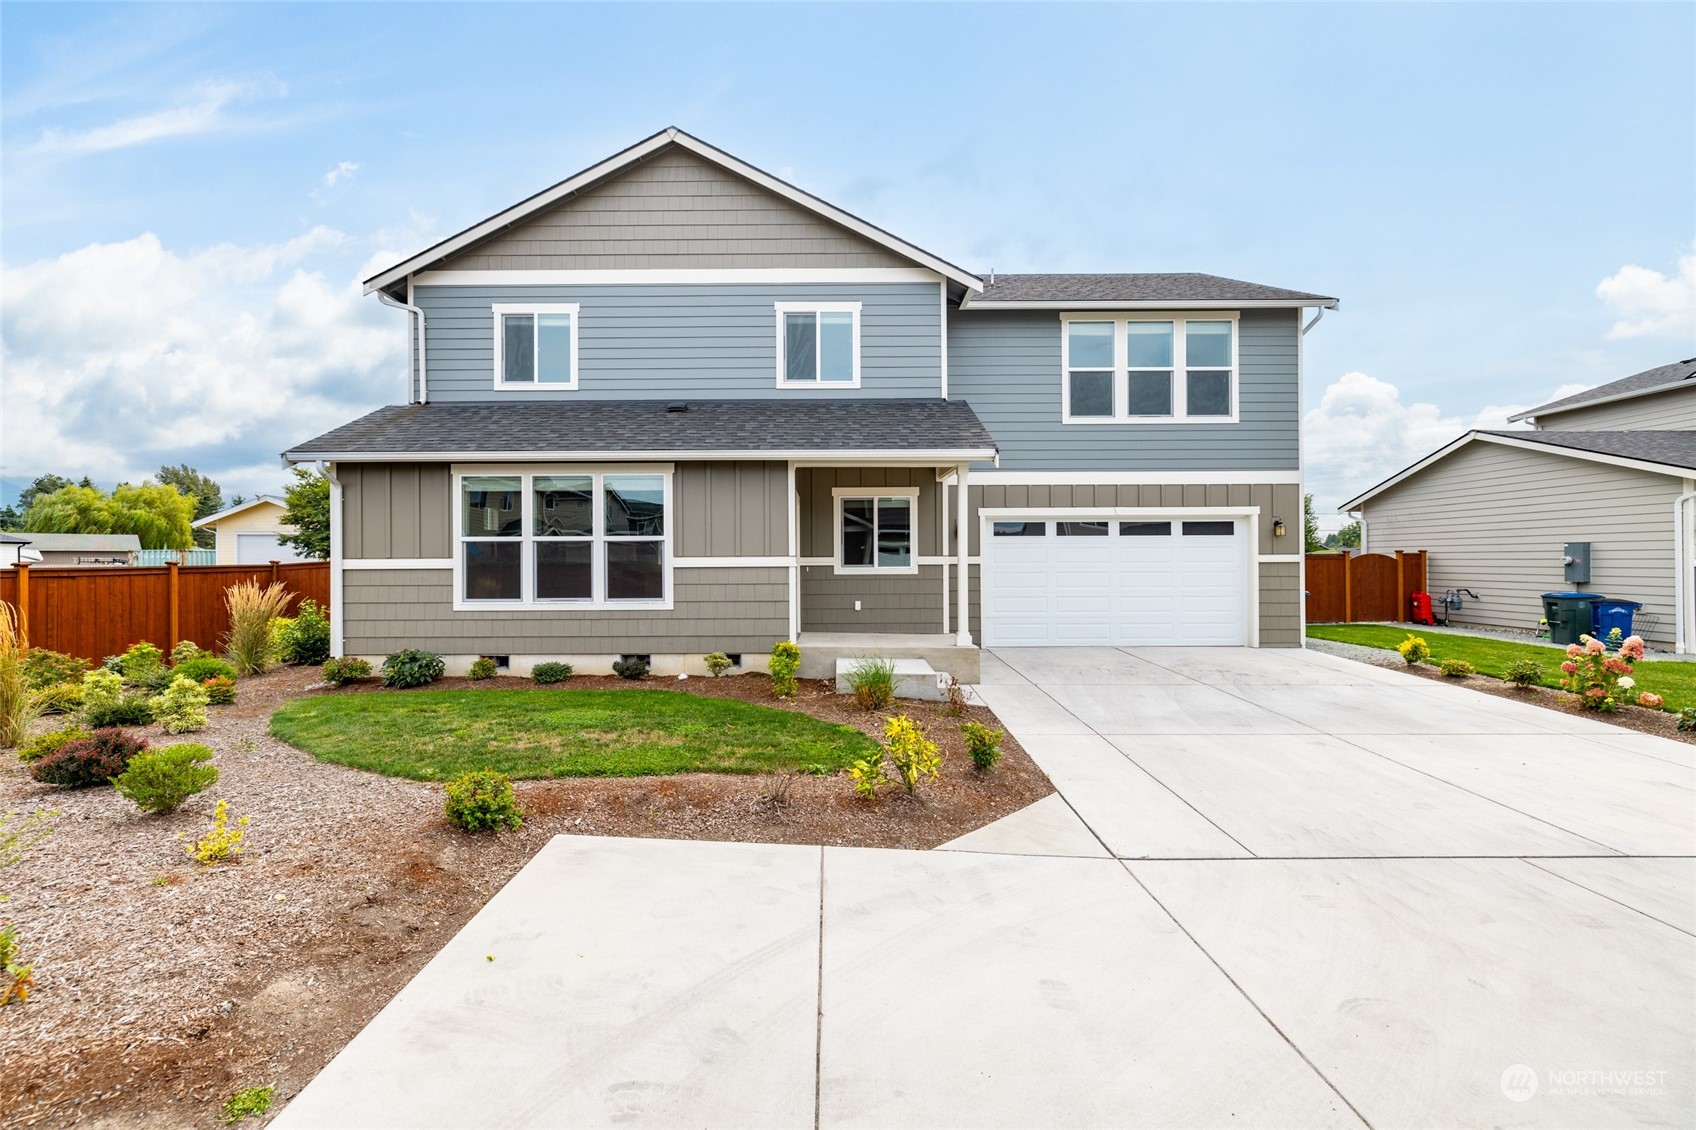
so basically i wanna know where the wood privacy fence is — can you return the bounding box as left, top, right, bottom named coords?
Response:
left=0, top=561, right=329, bottom=661
left=1305, top=550, right=1427, bottom=623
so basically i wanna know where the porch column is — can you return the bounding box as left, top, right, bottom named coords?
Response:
left=955, top=463, right=972, bottom=646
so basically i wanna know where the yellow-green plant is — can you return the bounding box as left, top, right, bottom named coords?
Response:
left=703, top=652, right=733, bottom=677
left=961, top=721, right=1004, bottom=772
left=846, top=753, right=889, bottom=800
left=221, top=1085, right=275, bottom=1123
left=1, top=808, right=54, bottom=1006
left=148, top=675, right=210, bottom=734
left=0, top=602, right=39, bottom=749
left=769, top=640, right=801, bottom=698
left=114, top=744, right=218, bottom=813
left=223, top=580, right=291, bottom=676
left=1438, top=658, right=1473, bottom=678
left=883, top=714, right=941, bottom=796
left=1396, top=634, right=1431, bottom=666
left=79, top=666, right=126, bottom=712
left=183, top=799, right=249, bottom=864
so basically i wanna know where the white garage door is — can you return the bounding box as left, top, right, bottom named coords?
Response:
left=983, top=517, right=1248, bottom=646
left=235, top=532, right=304, bottom=564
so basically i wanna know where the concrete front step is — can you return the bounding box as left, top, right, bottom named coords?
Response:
left=834, top=656, right=948, bottom=702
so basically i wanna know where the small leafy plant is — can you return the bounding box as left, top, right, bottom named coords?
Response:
left=170, top=640, right=206, bottom=665
left=184, top=799, right=249, bottom=864
left=149, top=675, right=211, bottom=734
left=202, top=676, right=237, bottom=705
left=113, top=743, right=218, bottom=813
left=531, top=661, right=572, bottom=684
left=33, top=682, right=84, bottom=716
left=883, top=714, right=941, bottom=797
left=1677, top=707, right=1696, bottom=732
left=612, top=655, right=650, bottom=680
left=941, top=674, right=970, bottom=716
left=468, top=657, right=498, bottom=681
left=1505, top=659, right=1543, bottom=688
left=83, top=695, right=155, bottom=729
left=1, top=923, right=33, bottom=1006
left=220, top=1085, right=275, bottom=1124
left=846, top=752, right=889, bottom=800
left=321, top=657, right=372, bottom=686
left=173, top=655, right=238, bottom=684
left=118, top=642, right=166, bottom=686
left=276, top=598, right=332, bottom=665
left=704, top=652, right=733, bottom=677
left=443, top=769, right=523, bottom=832
left=846, top=657, right=895, bottom=711
left=382, top=649, right=445, bottom=688
left=769, top=640, right=801, bottom=699
left=17, top=726, right=91, bottom=764
left=1396, top=635, right=1431, bottom=666
left=1438, top=659, right=1473, bottom=678
left=961, top=721, right=1004, bottom=771
left=79, top=667, right=126, bottom=713
left=31, top=728, right=149, bottom=788
left=22, top=648, right=89, bottom=690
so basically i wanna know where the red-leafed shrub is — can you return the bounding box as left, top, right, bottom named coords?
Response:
left=30, top=728, right=149, bottom=788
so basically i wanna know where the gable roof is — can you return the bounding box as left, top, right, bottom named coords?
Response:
left=1341, top=429, right=1696, bottom=511
left=284, top=399, right=998, bottom=463
left=21, top=533, right=142, bottom=553
left=0, top=533, right=30, bottom=545
left=363, top=128, right=982, bottom=295
left=1508, top=357, right=1696, bottom=422
left=960, top=273, right=1337, bottom=310
left=192, top=495, right=287, bottom=529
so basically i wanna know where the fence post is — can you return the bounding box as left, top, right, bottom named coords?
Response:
left=1394, top=550, right=1406, bottom=622
left=14, top=562, right=28, bottom=651
left=271, top=560, right=280, bottom=586
left=1343, top=554, right=1354, bottom=623
left=168, top=561, right=181, bottom=654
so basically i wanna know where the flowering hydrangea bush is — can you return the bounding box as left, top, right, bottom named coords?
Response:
left=1558, top=633, right=1645, bottom=712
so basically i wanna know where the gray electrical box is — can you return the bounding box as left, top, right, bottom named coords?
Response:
left=1563, top=541, right=1590, bottom=584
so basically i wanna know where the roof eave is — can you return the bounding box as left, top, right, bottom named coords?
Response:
left=958, top=297, right=1339, bottom=311
left=1509, top=378, right=1691, bottom=423
left=284, top=447, right=999, bottom=464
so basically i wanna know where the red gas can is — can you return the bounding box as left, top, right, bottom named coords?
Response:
left=1410, top=592, right=1434, bottom=625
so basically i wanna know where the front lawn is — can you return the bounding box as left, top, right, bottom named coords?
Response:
left=1308, top=623, right=1696, bottom=711
left=269, top=688, right=882, bottom=779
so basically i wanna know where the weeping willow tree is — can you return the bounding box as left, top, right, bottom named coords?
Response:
left=20, top=483, right=195, bottom=550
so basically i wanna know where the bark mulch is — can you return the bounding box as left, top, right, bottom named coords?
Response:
left=0, top=668, right=1049, bottom=1129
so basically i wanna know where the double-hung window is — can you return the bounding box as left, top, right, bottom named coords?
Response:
left=833, top=487, right=917, bottom=574
left=456, top=468, right=670, bottom=608
left=493, top=304, right=579, bottom=390
left=776, top=302, right=860, bottom=388
left=1061, top=313, right=1237, bottom=422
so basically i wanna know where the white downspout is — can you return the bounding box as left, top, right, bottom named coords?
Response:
left=1675, top=488, right=1696, bottom=653
left=378, top=288, right=427, bottom=404
left=326, top=462, right=344, bottom=659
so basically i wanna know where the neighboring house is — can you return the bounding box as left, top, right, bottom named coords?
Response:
left=16, top=533, right=142, bottom=566
left=0, top=533, right=32, bottom=568
left=1342, top=358, right=1696, bottom=651
left=285, top=128, right=1335, bottom=677
left=192, top=496, right=306, bottom=564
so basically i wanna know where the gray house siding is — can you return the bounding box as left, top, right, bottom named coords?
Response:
left=947, top=308, right=1300, bottom=470
left=797, top=466, right=944, bottom=633
left=341, top=463, right=453, bottom=559
left=437, top=147, right=910, bottom=272
left=1538, top=387, right=1696, bottom=431
left=416, top=282, right=941, bottom=401
left=1360, top=440, right=1683, bottom=644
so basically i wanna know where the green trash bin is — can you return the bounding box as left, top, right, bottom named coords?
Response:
left=1542, top=592, right=1599, bottom=646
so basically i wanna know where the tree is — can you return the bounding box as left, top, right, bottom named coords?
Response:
left=21, top=483, right=194, bottom=550
left=154, top=464, right=224, bottom=549
left=278, top=466, right=330, bottom=560
left=1302, top=494, right=1325, bottom=554
left=16, top=475, right=74, bottom=512
left=1334, top=520, right=1361, bottom=549
left=0, top=505, right=21, bottom=532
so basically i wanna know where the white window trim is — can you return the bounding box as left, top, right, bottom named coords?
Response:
left=451, top=464, right=672, bottom=611
left=831, top=485, right=920, bottom=575
left=775, top=301, right=862, bottom=389
left=491, top=303, right=581, bottom=391
left=1060, top=311, right=1239, bottom=425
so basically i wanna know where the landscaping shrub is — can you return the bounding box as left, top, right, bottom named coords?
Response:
left=18, top=726, right=91, bottom=764
left=468, top=657, right=498, bottom=681
left=118, top=642, right=165, bottom=686
left=961, top=721, right=1004, bottom=771
left=704, top=652, right=733, bottom=677
left=149, top=675, right=210, bottom=734
left=276, top=599, right=331, bottom=666
left=31, top=728, right=148, bottom=788
left=846, top=751, right=889, bottom=799
left=34, top=682, right=84, bottom=716
left=531, top=661, right=573, bottom=684
left=1396, top=635, right=1431, bottom=666
left=941, top=674, right=970, bottom=716
left=83, top=696, right=155, bottom=729
left=221, top=1085, right=274, bottom=1124
left=101, top=655, right=125, bottom=674
left=443, top=769, right=523, bottom=832
left=1677, top=708, right=1696, bottom=732
left=1505, top=659, right=1543, bottom=688
left=1558, top=633, right=1644, bottom=712
left=80, top=667, right=125, bottom=713
left=172, top=655, right=238, bottom=685
left=769, top=640, right=801, bottom=698
left=1, top=922, right=33, bottom=1006
left=382, top=649, right=445, bottom=688
left=223, top=580, right=291, bottom=676
left=612, top=655, right=650, bottom=680
left=1637, top=691, right=1665, bottom=709
left=883, top=714, right=941, bottom=797
left=22, top=648, right=88, bottom=690
left=113, top=743, right=218, bottom=813
left=846, top=657, right=895, bottom=711
left=170, top=640, right=206, bottom=665
left=321, top=657, right=372, bottom=686
left=1439, top=659, right=1473, bottom=678
left=0, top=602, right=37, bottom=749
left=202, top=676, right=237, bottom=705
left=184, top=799, right=248, bottom=864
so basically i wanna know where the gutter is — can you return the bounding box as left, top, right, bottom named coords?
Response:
left=1676, top=488, right=1696, bottom=654
left=377, top=290, right=427, bottom=404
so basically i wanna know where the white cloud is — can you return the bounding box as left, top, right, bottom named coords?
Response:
left=29, top=78, right=284, bottom=156
left=1, top=230, right=404, bottom=499
left=1596, top=248, right=1696, bottom=340
left=323, top=161, right=359, bottom=188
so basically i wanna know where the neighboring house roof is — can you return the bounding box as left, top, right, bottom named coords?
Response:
left=362, top=127, right=983, bottom=295
left=0, top=533, right=30, bottom=544
left=1341, top=429, right=1696, bottom=511
left=285, top=399, right=999, bottom=462
left=193, top=495, right=288, bottom=529
left=20, top=533, right=143, bottom=553
left=1508, top=357, right=1696, bottom=423
left=961, top=273, right=1338, bottom=310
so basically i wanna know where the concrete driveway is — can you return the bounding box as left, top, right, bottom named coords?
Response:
left=276, top=647, right=1694, bottom=1130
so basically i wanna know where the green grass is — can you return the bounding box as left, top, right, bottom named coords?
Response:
left=1307, top=623, right=1696, bottom=711
left=269, top=688, right=880, bottom=780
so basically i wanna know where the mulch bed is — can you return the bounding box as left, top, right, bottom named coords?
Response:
left=0, top=669, right=1049, bottom=1128
left=1394, top=663, right=1696, bottom=743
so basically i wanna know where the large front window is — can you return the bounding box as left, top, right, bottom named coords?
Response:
left=835, top=490, right=916, bottom=573
left=1061, top=314, right=1237, bottom=422
left=457, top=469, right=669, bottom=607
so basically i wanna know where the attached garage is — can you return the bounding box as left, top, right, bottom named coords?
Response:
left=981, top=516, right=1250, bottom=646
left=236, top=532, right=305, bottom=565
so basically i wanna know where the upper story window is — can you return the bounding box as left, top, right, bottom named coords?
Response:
left=493, top=304, right=579, bottom=390
left=1061, top=313, right=1237, bottom=423
left=776, top=302, right=860, bottom=388
left=832, top=487, right=917, bottom=574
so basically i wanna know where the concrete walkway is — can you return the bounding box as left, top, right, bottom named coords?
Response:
left=276, top=647, right=1695, bottom=1130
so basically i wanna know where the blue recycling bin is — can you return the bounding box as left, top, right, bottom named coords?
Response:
left=1591, top=599, right=1643, bottom=644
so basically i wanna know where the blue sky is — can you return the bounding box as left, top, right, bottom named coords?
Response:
left=3, top=2, right=1692, bottom=527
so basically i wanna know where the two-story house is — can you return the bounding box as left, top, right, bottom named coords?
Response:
left=285, top=128, right=1336, bottom=679
left=1342, top=358, right=1696, bottom=651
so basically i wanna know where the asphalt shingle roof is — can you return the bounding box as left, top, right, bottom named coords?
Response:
left=21, top=533, right=142, bottom=552
left=285, top=399, right=998, bottom=459
left=966, top=273, right=1336, bottom=306
left=1479, top=429, right=1696, bottom=472
left=1517, top=358, right=1696, bottom=419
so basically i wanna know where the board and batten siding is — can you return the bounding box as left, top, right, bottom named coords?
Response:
left=436, top=147, right=910, bottom=272
left=415, top=282, right=941, bottom=402
left=946, top=308, right=1300, bottom=471
left=1360, top=440, right=1686, bottom=644
left=340, top=463, right=454, bottom=560
left=797, top=467, right=945, bottom=633
left=1538, top=386, right=1696, bottom=431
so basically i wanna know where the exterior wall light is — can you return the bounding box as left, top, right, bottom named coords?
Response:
left=1272, top=518, right=1287, bottom=538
